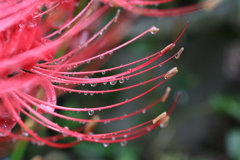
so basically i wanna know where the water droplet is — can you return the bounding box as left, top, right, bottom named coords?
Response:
left=103, top=143, right=109, bottom=147
left=37, top=141, right=45, bottom=146
left=100, top=55, right=104, bottom=59
left=22, top=131, right=29, bottom=137
left=149, top=26, right=159, bottom=34
left=77, top=137, right=83, bottom=142
left=109, top=52, right=113, bottom=55
left=103, top=82, right=107, bottom=85
left=90, top=93, right=94, bottom=96
left=87, top=60, right=91, bottom=64
left=66, top=66, right=72, bottom=70
left=142, top=109, right=146, bottom=114
left=112, top=137, right=116, bottom=140
left=126, top=77, right=130, bottom=80
left=88, top=110, right=94, bottom=116
left=109, top=79, right=117, bottom=85
left=119, top=78, right=125, bottom=84
left=90, top=83, right=97, bottom=87
left=102, top=71, right=106, bottom=75
left=73, top=64, right=78, bottom=68
left=120, top=140, right=127, bottom=147
left=11, top=138, right=17, bottom=143
left=123, top=134, right=128, bottom=138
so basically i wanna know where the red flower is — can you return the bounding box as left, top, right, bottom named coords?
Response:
left=0, top=0, right=193, bottom=148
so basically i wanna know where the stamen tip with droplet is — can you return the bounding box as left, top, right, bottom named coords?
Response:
left=164, top=67, right=178, bottom=79
left=149, top=26, right=159, bottom=34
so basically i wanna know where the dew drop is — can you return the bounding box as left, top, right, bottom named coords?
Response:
left=103, top=82, right=107, bottom=85
left=102, top=71, right=106, bottom=75
left=37, top=141, right=45, bottom=146
left=22, top=131, right=29, bottom=137
left=77, top=137, right=83, bottom=142
left=87, top=60, right=91, bottom=64
left=119, top=78, right=125, bottom=84
left=103, top=143, right=109, bottom=147
left=120, top=140, right=127, bottom=147
left=109, top=79, right=117, bottom=85
left=11, top=138, right=17, bottom=143
left=67, top=66, right=72, bottom=70
left=88, top=110, right=94, bottom=116
left=90, top=93, right=94, bottom=96
left=100, top=55, right=104, bottom=59
left=84, top=92, right=88, bottom=95
left=63, top=126, right=69, bottom=137
left=90, top=83, right=97, bottom=87
left=126, top=77, right=130, bottom=80
left=109, top=52, right=113, bottom=55
left=142, top=109, right=146, bottom=114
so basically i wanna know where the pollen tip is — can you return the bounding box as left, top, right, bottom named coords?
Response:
left=162, top=87, right=171, bottom=102
left=114, top=9, right=121, bottom=23
left=175, top=47, right=184, bottom=59
left=152, top=112, right=169, bottom=124
left=164, top=67, right=178, bottom=79
left=84, top=115, right=100, bottom=134
left=203, top=0, right=222, bottom=11
left=149, top=26, right=159, bottom=34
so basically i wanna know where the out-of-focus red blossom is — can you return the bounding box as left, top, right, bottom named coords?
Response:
left=0, top=0, right=203, bottom=148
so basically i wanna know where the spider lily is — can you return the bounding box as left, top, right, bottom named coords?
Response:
left=0, top=0, right=193, bottom=148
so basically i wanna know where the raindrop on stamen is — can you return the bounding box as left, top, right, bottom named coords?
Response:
left=37, top=141, right=45, bottom=146
left=119, top=78, right=125, bottom=84
left=77, top=137, right=83, bottom=142
left=109, top=79, right=117, bottom=85
left=90, top=83, right=97, bottom=87
left=88, top=110, right=94, bottom=116
left=120, top=140, right=127, bottom=147
left=149, top=26, right=159, bottom=34
left=103, top=143, right=109, bottom=147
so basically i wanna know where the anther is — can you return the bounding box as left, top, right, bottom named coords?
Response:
left=162, top=87, right=171, bottom=102
left=84, top=115, right=100, bottom=134
left=203, top=0, right=222, bottom=11
left=149, top=26, right=159, bottom=34
left=175, top=47, right=184, bottom=59
left=114, top=9, right=121, bottom=23
left=164, top=67, right=178, bottom=79
left=152, top=112, right=170, bottom=124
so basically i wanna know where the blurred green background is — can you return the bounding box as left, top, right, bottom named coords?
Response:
left=7, top=0, right=240, bottom=160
